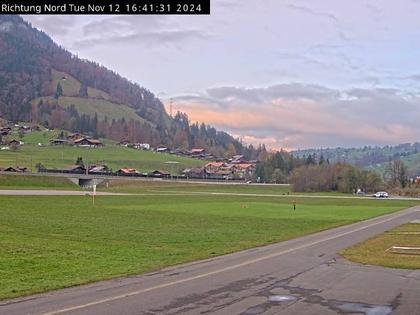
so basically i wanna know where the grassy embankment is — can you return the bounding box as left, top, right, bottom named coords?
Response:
left=0, top=174, right=75, bottom=190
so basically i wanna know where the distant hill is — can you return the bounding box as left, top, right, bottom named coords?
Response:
left=292, top=143, right=420, bottom=176
left=0, top=15, right=264, bottom=159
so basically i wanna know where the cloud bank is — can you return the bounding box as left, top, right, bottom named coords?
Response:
left=171, top=84, right=420, bottom=150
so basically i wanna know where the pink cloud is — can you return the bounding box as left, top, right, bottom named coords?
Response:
left=167, top=85, right=420, bottom=149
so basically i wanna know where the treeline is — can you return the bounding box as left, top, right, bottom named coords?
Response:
left=255, top=151, right=328, bottom=184
left=290, top=164, right=383, bottom=193
left=293, top=143, right=420, bottom=173
left=254, top=151, right=384, bottom=193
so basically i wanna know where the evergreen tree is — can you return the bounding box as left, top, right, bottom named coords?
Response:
left=305, top=154, right=316, bottom=165
left=319, top=154, right=325, bottom=165
left=54, top=82, right=63, bottom=99
left=79, top=84, right=88, bottom=97
left=75, top=157, right=84, bottom=167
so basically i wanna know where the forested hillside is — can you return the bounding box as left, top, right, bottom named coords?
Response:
left=0, top=15, right=261, bottom=158
left=293, top=143, right=420, bottom=176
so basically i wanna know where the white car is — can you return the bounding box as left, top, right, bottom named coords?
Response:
left=373, top=191, right=389, bottom=198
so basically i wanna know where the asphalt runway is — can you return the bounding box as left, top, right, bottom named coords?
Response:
left=1, top=206, right=419, bottom=315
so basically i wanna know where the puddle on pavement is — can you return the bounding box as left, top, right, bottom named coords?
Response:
left=242, top=305, right=267, bottom=315
left=268, top=295, right=298, bottom=303
left=337, top=302, right=392, bottom=315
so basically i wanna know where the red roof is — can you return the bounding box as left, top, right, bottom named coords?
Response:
left=191, top=148, right=205, bottom=153
left=235, top=163, right=254, bottom=169
left=118, top=168, right=138, bottom=174
left=205, top=162, right=225, bottom=168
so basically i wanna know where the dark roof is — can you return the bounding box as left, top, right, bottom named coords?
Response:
left=50, top=139, right=69, bottom=143
left=74, top=137, right=103, bottom=145
left=150, top=170, right=170, bottom=176
left=64, top=165, right=86, bottom=171
left=2, top=166, right=27, bottom=172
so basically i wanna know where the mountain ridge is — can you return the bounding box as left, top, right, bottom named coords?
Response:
left=0, top=15, right=265, bottom=159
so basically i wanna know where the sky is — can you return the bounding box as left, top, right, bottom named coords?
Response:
left=24, top=0, right=420, bottom=150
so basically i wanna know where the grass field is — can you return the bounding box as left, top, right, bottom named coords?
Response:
left=0, top=193, right=418, bottom=299
left=32, top=69, right=147, bottom=124
left=33, top=96, right=148, bottom=124
left=0, top=174, right=76, bottom=190
left=104, top=179, right=293, bottom=194
left=0, top=133, right=204, bottom=173
left=50, top=69, right=112, bottom=101
left=103, top=179, right=353, bottom=196
left=341, top=223, right=420, bottom=269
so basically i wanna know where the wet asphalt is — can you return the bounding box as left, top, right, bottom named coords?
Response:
left=1, top=206, right=419, bottom=315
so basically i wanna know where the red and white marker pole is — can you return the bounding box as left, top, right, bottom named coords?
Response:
left=92, top=184, right=97, bottom=205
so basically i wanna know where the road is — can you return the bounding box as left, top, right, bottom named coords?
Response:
left=1, top=171, right=282, bottom=185
left=1, top=206, right=419, bottom=315
left=0, top=189, right=129, bottom=196
left=1, top=189, right=420, bottom=202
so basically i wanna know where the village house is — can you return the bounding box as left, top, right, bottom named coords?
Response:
left=0, top=127, right=11, bottom=136
left=117, top=168, right=139, bottom=175
left=64, top=165, right=86, bottom=174
left=118, top=140, right=130, bottom=147
left=182, top=167, right=206, bottom=179
left=149, top=170, right=171, bottom=178
left=67, top=133, right=83, bottom=141
left=119, top=142, right=151, bottom=150
left=189, top=148, right=208, bottom=159
left=156, top=145, right=170, bottom=153
left=230, top=155, right=248, bottom=164
left=232, top=163, right=256, bottom=179
left=203, top=160, right=256, bottom=180
left=206, top=169, right=234, bottom=180
left=0, top=166, right=28, bottom=172
left=173, top=148, right=191, bottom=156
left=17, top=125, right=31, bottom=133
left=190, top=148, right=205, bottom=155
left=73, top=137, right=103, bottom=147
left=205, top=161, right=226, bottom=173
left=133, top=143, right=151, bottom=150
left=8, top=139, right=21, bottom=146
left=88, top=165, right=109, bottom=174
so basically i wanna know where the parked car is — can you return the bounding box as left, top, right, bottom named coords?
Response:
left=373, top=191, right=389, bottom=198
